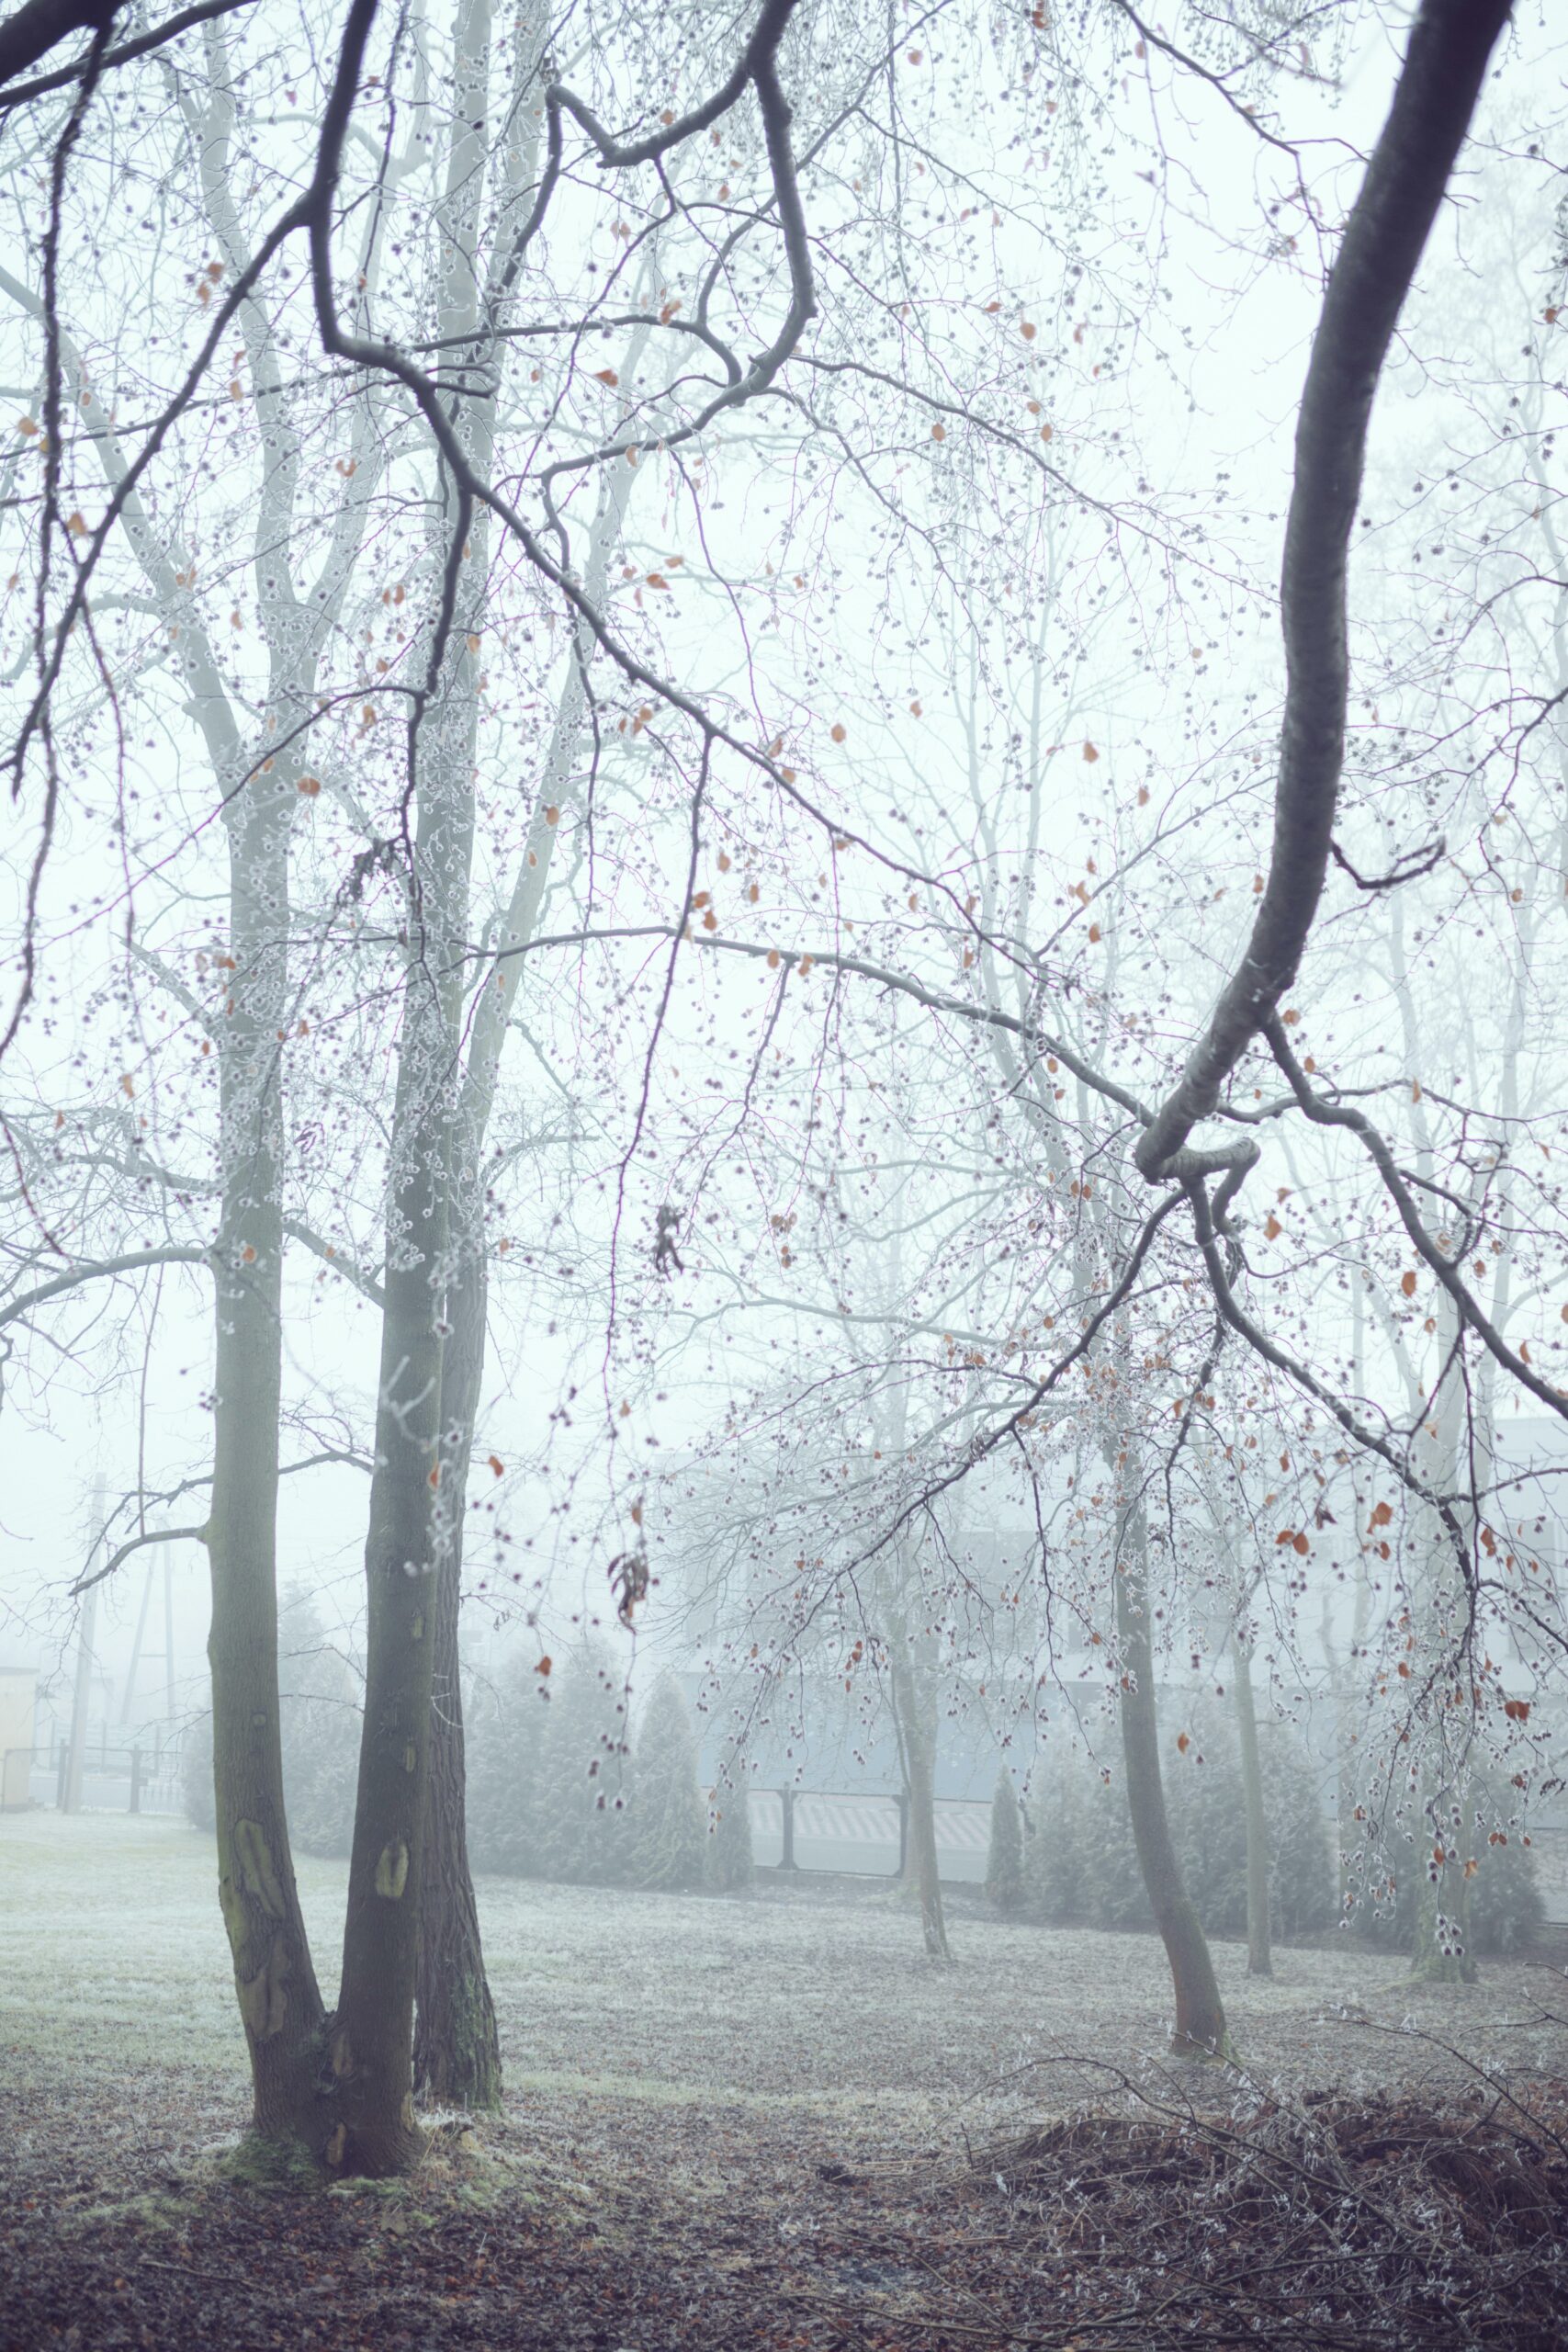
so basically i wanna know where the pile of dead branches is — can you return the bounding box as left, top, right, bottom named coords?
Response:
left=953, top=2080, right=1568, bottom=2349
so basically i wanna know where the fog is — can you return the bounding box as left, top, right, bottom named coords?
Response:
left=3, top=1, right=1566, bottom=2345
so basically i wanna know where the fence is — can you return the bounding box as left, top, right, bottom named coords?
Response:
left=6, top=1742, right=186, bottom=1818
left=746, top=1787, right=991, bottom=1883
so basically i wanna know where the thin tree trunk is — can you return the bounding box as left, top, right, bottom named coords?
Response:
left=1232, top=1633, right=1272, bottom=1978
left=890, top=1633, right=950, bottom=1964
left=1116, top=1521, right=1230, bottom=2057
left=413, top=1248, right=502, bottom=2109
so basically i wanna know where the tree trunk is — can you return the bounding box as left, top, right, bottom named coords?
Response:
left=889, top=1634, right=951, bottom=1964
left=330, top=988, right=453, bottom=2174
left=413, top=1248, right=502, bottom=2109
left=208, top=795, right=328, bottom=2158
left=1232, top=1633, right=1272, bottom=1978
left=1116, top=1527, right=1230, bottom=2057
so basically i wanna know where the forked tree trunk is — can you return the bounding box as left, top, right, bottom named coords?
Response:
left=1232, top=1633, right=1272, bottom=1978
left=1115, top=1521, right=1230, bottom=2058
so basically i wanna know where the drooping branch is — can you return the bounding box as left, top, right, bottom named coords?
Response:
left=70, top=1520, right=209, bottom=1597
left=1261, top=1014, right=1567, bottom=1425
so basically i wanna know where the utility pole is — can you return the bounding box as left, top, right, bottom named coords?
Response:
left=121, top=1555, right=155, bottom=1724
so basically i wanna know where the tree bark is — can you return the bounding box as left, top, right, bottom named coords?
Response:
left=208, top=792, right=329, bottom=2154
left=1136, top=0, right=1514, bottom=1190
left=1231, top=1633, right=1272, bottom=1979
left=1115, top=1521, right=1230, bottom=2057
left=413, top=1245, right=502, bottom=2109
left=889, top=1628, right=951, bottom=1965
left=330, top=942, right=458, bottom=2174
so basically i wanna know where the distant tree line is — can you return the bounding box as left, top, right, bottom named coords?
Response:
left=984, top=1707, right=1541, bottom=1961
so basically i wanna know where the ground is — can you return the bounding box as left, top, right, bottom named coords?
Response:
left=3, top=1812, right=1567, bottom=2348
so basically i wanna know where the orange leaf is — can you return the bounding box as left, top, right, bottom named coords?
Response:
left=1265, top=1213, right=1281, bottom=1239
left=545, top=805, right=560, bottom=826
left=931, top=423, right=946, bottom=442
left=593, top=368, right=619, bottom=385
left=488, top=1454, right=504, bottom=1477
left=1505, top=1698, right=1530, bottom=1722
left=1176, top=1731, right=1190, bottom=1755
left=536, top=1656, right=552, bottom=1676
left=1401, top=1271, right=1417, bottom=1298
left=830, top=722, right=847, bottom=742
left=1370, top=1500, right=1393, bottom=1528
left=1082, top=741, right=1099, bottom=763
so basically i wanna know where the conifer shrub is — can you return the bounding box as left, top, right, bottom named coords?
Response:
left=182, top=1586, right=359, bottom=1856
left=1347, top=1767, right=1543, bottom=1959
left=705, top=1750, right=755, bottom=1893
left=463, top=1646, right=547, bottom=1875
left=531, top=1644, right=633, bottom=1885
left=276, top=1589, right=359, bottom=1858
left=631, top=1669, right=707, bottom=1892
left=1025, top=1701, right=1337, bottom=1944
left=984, top=1770, right=1027, bottom=1914
left=183, top=1706, right=214, bottom=1831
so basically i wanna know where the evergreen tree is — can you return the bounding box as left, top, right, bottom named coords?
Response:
left=276, top=1588, right=360, bottom=1859
left=1027, top=1750, right=1143, bottom=1926
left=705, top=1751, right=755, bottom=1894
left=183, top=1707, right=215, bottom=1832
left=181, top=1589, right=359, bottom=1858
left=632, top=1670, right=707, bottom=1892
left=1025, top=1707, right=1337, bottom=1944
left=463, top=1647, right=547, bottom=1876
left=984, top=1770, right=1026, bottom=1914
left=532, top=1645, right=632, bottom=1884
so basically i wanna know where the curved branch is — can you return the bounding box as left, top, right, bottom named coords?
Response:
left=0, top=1243, right=210, bottom=1331
left=1135, top=0, right=1513, bottom=1186
left=71, top=1520, right=209, bottom=1597
left=1261, top=1014, right=1567, bottom=1426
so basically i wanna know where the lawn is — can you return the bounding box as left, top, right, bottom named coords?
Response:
left=3, top=1809, right=1566, bottom=2349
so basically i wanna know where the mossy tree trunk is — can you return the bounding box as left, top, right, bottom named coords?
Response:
left=1232, top=1632, right=1272, bottom=1978
left=1115, top=1516, right=1230, bottom=2057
